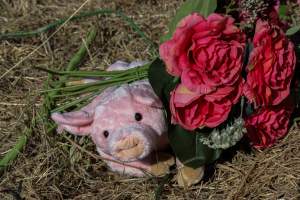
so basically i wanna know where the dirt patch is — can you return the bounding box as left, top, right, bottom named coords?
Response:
left=0, top=0, right=300, bottom=199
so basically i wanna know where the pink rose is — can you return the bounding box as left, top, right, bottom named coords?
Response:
left=170, top=79, right=243, bottom=130
left=243, top=20, right=296, bottom=107
left=160, top=13, right=246, bottom=94
left=244, top=101, right=293, bottom=149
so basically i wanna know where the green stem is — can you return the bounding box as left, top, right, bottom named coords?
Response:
left=42, top=69, right=148, bottom=93
left=48, top=28, right=97, bottom=98
left=0, top=9, right=156, bottom=54
left=51, top=92, right=99, bottom=113
left=0, top=9, right=111, bottom=40
left=50, top=74, right=147, bottom=112
left=35, top=64, right=149, bottom=78
left=52, top=82, right=119, bottom=98
left=0, top=129, right=31, bottom=172
left=51, top=70, right=148, bottom=98
left=0, top=28, right=97, bottom=174
left=34, top=66, right=124, bottom=77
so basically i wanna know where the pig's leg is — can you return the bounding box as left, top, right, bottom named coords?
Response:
left=176, top=159, right=205, bottom=187
left=98, top=148, right=174, bottom=177
left=146, top=152, right=175, bottom=176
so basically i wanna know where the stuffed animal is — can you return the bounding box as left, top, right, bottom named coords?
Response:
left=51, top=61, right=204, bottom=186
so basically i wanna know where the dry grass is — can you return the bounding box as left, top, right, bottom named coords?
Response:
left=0, top=0, right=300, bottom=199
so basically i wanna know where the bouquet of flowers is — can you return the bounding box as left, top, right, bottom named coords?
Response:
left=44, top=0, right=300, bottom=172
left=147, top=0, right=300, bottom=167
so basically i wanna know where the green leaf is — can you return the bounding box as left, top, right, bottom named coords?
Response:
left=148, top=58, right=177, bottom=104
left=0, top=132, right=29, bottom=172
left=160, top=0, right=217, bottom=43
left=168, top=125, right=222, bottom=168
left=279, top=5, right=287, bottom=18
left=286, top=25, right=300, bottom=36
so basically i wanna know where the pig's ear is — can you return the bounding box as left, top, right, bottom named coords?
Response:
left=106, top=61, right=129, bottom=71
left=50, top=87, right=117, bottom=136
left=51, top=112, right=93, bottom=136
left=51, top=95, right=101, bottom=136
left=130, top=81, right=163, bottom=108
left=107, top=60, right=147, bottom=71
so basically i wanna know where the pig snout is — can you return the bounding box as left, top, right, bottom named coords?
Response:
left=108, top=125, right=159, bottom=162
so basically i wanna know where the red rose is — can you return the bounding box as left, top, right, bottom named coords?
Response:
left=160, top=13, right=246, bottom=94
left=170, top=79, right=243, bottom=130
left=244, top=103, right=293, bottom=149
left=243, top=20, right=296, bottom=107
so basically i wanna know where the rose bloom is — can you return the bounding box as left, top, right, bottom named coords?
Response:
left=243, top=20, right=296, bottom=107
left=244, top=102, right=293, bottom=149
left=160, top=13, right=245, bottom=94
left=170, top=79, right=243, bottom=130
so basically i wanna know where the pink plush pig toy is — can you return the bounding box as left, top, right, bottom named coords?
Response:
left=51, top=61, right=174, bottom=177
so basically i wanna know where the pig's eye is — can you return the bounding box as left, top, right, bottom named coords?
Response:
left=135, top=112, right=143, bottom=121
left=103, top=130, right=109, bottom=138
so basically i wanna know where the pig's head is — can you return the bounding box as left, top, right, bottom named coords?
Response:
left=51, top=80, right=168, bottom=162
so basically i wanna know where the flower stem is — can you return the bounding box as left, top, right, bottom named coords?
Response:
left=0, top=129, right=30, bottom=173
left=0, top=28, right=98, bottom=173
left=0, top=9, right=157, bottom=55
left=48, top=28, right=97, bottom=98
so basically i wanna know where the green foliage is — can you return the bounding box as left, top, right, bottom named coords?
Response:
left=169, top=126, right=222, bottom=168
left=48, top=28, right=97, bottom=99
left=160, top=0, right=217, bottom=43
left=0, top=28, right=99, bottom=174
left=148, top=58, right=176, bottom=105
left=0, top=9, right=156, bottom=54
left=42, top=64, right=149, bottom=112
left=286, top=25, right=300, bottom=36
left=0, top=133, right=29, bottom=172
left=279, top=4, right=287, bottom=19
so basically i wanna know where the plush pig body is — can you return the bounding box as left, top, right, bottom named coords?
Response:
left=51, top=61, right=173, bottom=176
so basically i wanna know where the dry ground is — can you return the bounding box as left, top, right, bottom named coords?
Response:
left=0, top=0, right=300, bottom=199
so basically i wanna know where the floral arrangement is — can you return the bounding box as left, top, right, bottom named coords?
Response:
left=149, top=0, right=300, bottom=167
left=42, top=0, right=300, bottom=170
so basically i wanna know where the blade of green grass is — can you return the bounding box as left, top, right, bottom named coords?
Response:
left=0, top=9, right=156, bottom=55
left=42, top=71, right=148, bottom=93
left=0, top=9, right=111, bottom=40
left=35, top=64, right=150, bottom=78
left=0, top=28, right=97, bottom=174
left=48, top=28, right=97, bottom=98
left=50, top=73, right=148, bottom=112
left=0, top=129, right=30, bottom=173
left=51, top=92, right=99, bottom=113
left=34, top=66, right=125, bottom=77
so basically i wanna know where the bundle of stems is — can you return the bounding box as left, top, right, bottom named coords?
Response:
left=39, top=63, right=150, bottom=113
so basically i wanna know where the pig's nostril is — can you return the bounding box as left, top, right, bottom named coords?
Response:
left=103, top=130, right=109, bottom=138
left=135, top=112, right=143, bottom=121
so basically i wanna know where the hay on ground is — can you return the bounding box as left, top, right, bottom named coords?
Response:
left=0, top=1, right=299, bottom=199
